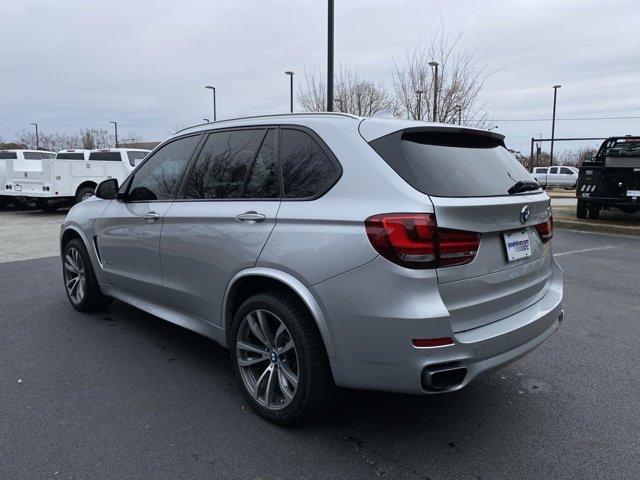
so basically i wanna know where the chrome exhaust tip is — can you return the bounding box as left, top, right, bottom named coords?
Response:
left=422, top=364, right=468, bottom=391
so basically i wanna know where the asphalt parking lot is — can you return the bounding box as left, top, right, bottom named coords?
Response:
left=1, top=212, right=639, bottom=479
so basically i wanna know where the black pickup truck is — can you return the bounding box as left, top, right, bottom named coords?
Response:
left=576, top=136, right=640, bottom=219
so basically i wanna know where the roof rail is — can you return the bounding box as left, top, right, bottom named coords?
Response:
left=175, top=112, right=360, bottom=134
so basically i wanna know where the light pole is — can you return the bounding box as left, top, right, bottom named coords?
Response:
left=30, top=123, right=39, bottom=149
left=550, top=84, right=561, bottom=167
left=110, top=121, right=118, bottom=148
left=454, top=105, right=462, bottom=125
left=203, top=118, right=210, bottom=123
left=429, top=61, right=439, bottom=121
left=327, top=0, right=334, bottom=111
left=205, top=85, right=216, bottom=121
left=285, top=71, right=294, bottom=113
left=415, top=90, right=423, bottom=119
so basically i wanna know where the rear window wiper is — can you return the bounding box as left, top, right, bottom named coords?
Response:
left=508, top=180, right=541, bottom=195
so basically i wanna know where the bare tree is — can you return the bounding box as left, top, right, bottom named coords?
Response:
left=393, top=25, right=492, bottom=126
left=299, top=67, right=394, bottom=116
left=78, top=129, right=113, bottom=149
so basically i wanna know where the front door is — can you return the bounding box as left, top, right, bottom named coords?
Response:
left=96, top=134, right=202, bottom=302
left=161, top=128, right=280, bottom=325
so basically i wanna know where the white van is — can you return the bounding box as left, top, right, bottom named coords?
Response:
left=2, top=150, right=57, bottom=205
left=4, top=148, right=150, bottom=210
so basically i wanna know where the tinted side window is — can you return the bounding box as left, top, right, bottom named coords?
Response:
left=280, top=129, right=338, bottom=198
left=182, top=129, right=264, bottom=199
left=536, top=168, right=548, bottom=174
left=126, top=151, right=148, bottom=167
left=560, top=167, right=573, bottom=174
left=244, top=129, right=279, bottom=199
left=24, top=152, right=45, bottom=160
left=0, top=151, right=17, bottom=159
left=89, top=152, right=122, bottom=161
left=56, top=153, right=85, bottom=160
left=128, top=135, right=200, bottom=201
left=549, top=167, right=558, bottom=174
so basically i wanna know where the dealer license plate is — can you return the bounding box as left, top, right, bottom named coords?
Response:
left=503, top=229, right=531, bottom=262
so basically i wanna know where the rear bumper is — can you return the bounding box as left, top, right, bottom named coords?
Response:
left=313, top=255, right=563, bottom=394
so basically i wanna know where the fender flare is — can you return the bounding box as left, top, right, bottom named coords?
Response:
left=222, top=267, right=336, bottom=357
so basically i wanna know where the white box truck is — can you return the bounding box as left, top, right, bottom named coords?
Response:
left=2, top=150, right=57, bottom=207
left=4, top=148, right=150, bottom=211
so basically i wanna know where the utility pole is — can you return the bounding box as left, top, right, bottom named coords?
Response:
left=549, top=84, right=561, bottom=167
left=327, top=0, right=334, bottom=111
left=416, top=90, right=423, bottom=119
left=285, top=71, right=294, bottom=113
left=110, top=121, right=118, bottom=148
left=429, top=62, right=439, bottom=121
left=205, top=85, right=217, bottom=121
left=455, top=105, right=462, bottom=125
left=30, top=123, right=39, bottom=149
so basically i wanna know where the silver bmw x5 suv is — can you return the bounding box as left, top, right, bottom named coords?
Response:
left=60, top=113, right=563, bottom=423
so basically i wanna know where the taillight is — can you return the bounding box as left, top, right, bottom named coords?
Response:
left=535, top=216, right=553, bottom=243
left=365, top=213, right=479, bottom=269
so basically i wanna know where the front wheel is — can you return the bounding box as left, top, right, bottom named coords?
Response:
left=588, top=205, right=600, bottom=219
left=230, top=290, right=335, bottom=424
left=62, top=238, right=112, bottom=312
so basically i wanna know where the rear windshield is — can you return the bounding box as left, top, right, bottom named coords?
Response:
left=126, top=151, right=148, bottom=167
left=0, top=151, right=18, bottom=159
left=370, top=130, right=537, bottom=197
left=88, top=152, right=122, bottom=161
left=24, top=152, right=50, bottom=160
left=57, top=153, right=85, bottom=160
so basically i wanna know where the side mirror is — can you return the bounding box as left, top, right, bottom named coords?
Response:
left=95, top=178, right=119, bottom=200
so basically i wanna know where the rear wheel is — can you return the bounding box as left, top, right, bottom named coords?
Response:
left=576, top=199, right=587, bottom=219
left=0, top=197, right=9, bottom=209
left=230, top=290, right=335, bottom=424
left=75, top=186, right=96, bottom=204
left=62, top=238, right=112, bottom=312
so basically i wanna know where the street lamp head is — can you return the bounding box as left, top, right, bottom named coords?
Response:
left=428, top=61, right=439, bottom=67
left=110, top=121, right=117, bottom=125
left=203, top=118, right=210, bottom=123
left=553, top=84, right=562, bottom=89
left=416, top=90, right=423, bottom=95
left=30, top=122, right=37, bottom=126
left=285, top=71, right=294, bottom=76
left=205, top=85, right=215, bottom=91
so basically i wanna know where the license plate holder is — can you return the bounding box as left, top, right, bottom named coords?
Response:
left=14, top=184, right=22, bottom=192
left=503, top=229, right=531, bottom=262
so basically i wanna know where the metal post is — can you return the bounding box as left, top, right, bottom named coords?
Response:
left=327, top=0, right=334, bottom=112
left=30, top=123, right=39, bottom=149
left=429, top=62, right=439, bottom=121
left=550, top=84, right=561, bottom=166
left=416, top=90, right=423, bottom=119
left=456, top=105, right=462, bottom=125
left=285, top=71, right=294, bottom=113
left=205, top=86, right=216, bottom=121
left=529, top=138, right=535, bottom=172
left=110, top=121, right=118, bottom=148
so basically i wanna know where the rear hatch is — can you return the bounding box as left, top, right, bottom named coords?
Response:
left=368, top=126, right=553, bottom=333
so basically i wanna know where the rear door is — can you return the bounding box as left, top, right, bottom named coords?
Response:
left=370, top=129, right=553, bottom=333
left=160, top=128, right=280, bottom=325
left=96, top=135, right=201, bottom=302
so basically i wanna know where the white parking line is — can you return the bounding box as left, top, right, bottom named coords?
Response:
left=554, top=245, right=617, bottom=257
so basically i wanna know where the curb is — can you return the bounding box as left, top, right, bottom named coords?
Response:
left=554, top=217, right=640, bottom=236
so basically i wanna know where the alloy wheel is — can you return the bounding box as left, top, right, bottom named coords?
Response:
left=236, top=309, right=299, bottom=411
left=63, top=248, right=86, bottom=304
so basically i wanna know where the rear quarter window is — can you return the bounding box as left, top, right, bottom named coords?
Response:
left=56, top=153, right=85, bottom=160
left=0, top=151, right=18, bottom=159
left=370, top=130, right=537, bottom=197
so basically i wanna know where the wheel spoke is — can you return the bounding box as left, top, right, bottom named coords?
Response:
left=277, top=367, right=294, bottom=400
left=76, top=277, right=85, bottom=300
left=265, top=366, right=277, bottom=407
left=237, top=356, right=269, bottom=367
left=278, top=339, right=295, bottom=355
left=255, top=365, right=272, bottom=400
left=65, top=254, right=77, bottom=273
left=247, top=313, right=269, bottom=347
left=237, top=341, right=269, bottom=356
left=66, top=277, right=78, bottom=291
left=279, top=363, right=298, bottom=388
left=274, top=323, right=286, bottom=346
left=256, top=310, right=274, bottom=346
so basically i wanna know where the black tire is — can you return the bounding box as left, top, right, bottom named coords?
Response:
left=0, top=197, right=10, bottom=209
left=75, top=186, right=96, bottom=204
left=62, top=238, right=112, bottom=312
left=576, top=199, right=587, bottom=219
left=36, top=199, right=58, bottom=212
left=229, top=289, right=336, bottom=424
left=588, top=205, right=600, bottom=219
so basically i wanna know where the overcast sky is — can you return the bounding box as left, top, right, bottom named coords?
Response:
left=1, top=0, right=639, bottom=153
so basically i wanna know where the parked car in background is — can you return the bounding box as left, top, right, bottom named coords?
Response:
left=2, top=150, right=57, bottom=207
left=577, top=136, right=640, bottom=219
left=4, top=148, right=150, bottom=211
left=532, top=166, right=578, bottom=189
left=60, top=114, right=563, bottom=424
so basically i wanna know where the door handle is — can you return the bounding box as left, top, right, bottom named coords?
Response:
left=143, top=212, right=161, bottom=222
left=235, top=211, right=266, bottom=223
